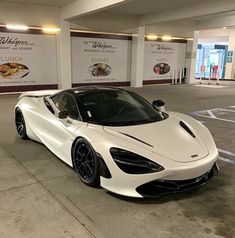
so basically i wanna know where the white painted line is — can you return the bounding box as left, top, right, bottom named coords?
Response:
left=219, top=156, right=235, bottom=165
left=198, top=121, right=205, bottom=124
left=216, top=108, right=235, bottom=112
left=218, top=148, right=235, bottom=157
left=192, top=111, right=235, bottom=123
left=218, top=148, right=235, bottom=165
left=207, top=110, right=217, bottom=118
left=191, top=112, right=212, bottom=119
left=194, top=85, right=226, bottom=88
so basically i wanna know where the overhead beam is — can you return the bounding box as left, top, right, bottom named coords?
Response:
left=196, top=14, right=235, bottom=29
left=140, top=0, right=235, bottom=25
left=61, top=0, right=134, bottom=20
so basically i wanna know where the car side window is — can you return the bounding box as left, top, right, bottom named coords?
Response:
left=57, top=94, right=80, bottom=120
left=51, top=94, right=62, bottom=108
left=44, top=97, right=55, bottom=114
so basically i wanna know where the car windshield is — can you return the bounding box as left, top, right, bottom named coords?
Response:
left=78, top=89, right=168, bottom=126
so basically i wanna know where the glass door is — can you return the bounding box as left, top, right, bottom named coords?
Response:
left=195, top=43, right=227, bottom=79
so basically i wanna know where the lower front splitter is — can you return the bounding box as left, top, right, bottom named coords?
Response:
left=136, top=163, right=219, bottom=198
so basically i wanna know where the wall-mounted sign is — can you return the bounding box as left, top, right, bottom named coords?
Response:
left=71, top=35, right=131, bottom=84
left=0, top=32, right=57, bottom=87
left=227, top=51, right=233, bottom=57
left=226, top=51, right=233, bottom=63
left=144, top=41, right=186, bottom=81
left=227, top=56, right=233, bottom=63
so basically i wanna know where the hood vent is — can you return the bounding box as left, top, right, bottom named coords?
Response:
left=119, top=133, right=153, bottom=148
left=179, top=121, right=196, bottom=138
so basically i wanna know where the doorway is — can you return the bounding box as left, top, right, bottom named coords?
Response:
left=195, top=43, right=228, bottom=79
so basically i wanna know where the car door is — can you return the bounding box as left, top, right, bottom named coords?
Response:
left=38, top=92, right=86, bottom=165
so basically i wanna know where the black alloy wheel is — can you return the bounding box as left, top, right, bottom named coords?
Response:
left=72, top=138, right=100, bottom=187
left=15, top=108, right=28, bottom=140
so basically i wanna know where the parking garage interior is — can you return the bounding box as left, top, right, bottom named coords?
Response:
left=0, top=0, right=235, bottom=237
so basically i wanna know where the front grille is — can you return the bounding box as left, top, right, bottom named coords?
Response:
left=136, top=163, right=219, bottom=197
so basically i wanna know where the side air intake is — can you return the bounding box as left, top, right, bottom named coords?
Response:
left=179, top=121, right=196, bottom=138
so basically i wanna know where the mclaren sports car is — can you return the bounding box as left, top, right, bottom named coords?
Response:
left=15, top=86, right=219, bottom=197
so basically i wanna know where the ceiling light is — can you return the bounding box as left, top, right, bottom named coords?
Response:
left=70, top=29, right=132, bottom=37
left=6, top=24, right=29, bottom=31
left=162, top=35, right=172, bottom=41
left=147, top=34, right=158, bottom=40
left=42, top=27, right=60, bottom=34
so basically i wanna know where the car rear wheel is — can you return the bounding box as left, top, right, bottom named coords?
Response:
left=15, top=108, right=28, bottom=140
left=72, top=138, right=100, bottom=187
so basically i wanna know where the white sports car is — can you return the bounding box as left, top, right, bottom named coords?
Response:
left=15, top=86, right=219, bottom=198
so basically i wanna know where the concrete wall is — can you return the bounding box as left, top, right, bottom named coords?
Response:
left=225, top=29, right=235, bottom=79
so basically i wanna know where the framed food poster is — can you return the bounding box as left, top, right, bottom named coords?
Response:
left=0, top=31, right=57, bottom=90
left=71, top=33, right=132, bottom=85
left=143, top=41, right=186, bottom=81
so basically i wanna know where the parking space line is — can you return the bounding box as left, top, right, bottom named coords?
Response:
left=191, top=108, right=235, bottom=123
left=218, top=148, right=235, bottom=165
left=219, top=156, right=235, bottom=165
left=198, top=120, right=205, bottom=124
left=216, top=108, right=235, bottom=112
left=218, top=148, right=235, bottom=157
left=192, top=112, right=235, bottom=123
left=207, top=110, right=216, bottom=118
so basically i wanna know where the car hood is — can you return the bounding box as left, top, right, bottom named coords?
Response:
left=103, top=115, right=209, bottom=163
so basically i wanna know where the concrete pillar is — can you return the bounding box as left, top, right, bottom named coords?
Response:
left=185, top=30, right=199, bottom=84
left=131, top=25, right=145, bottom=87
left=57, top=19, right=72, bottom=89
left=225, top=29, right=235, bottom=79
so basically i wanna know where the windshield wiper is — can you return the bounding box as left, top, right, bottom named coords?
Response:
left=101, top=120, right=138, bottom=126
left=101, top=119, right=157, bottom=126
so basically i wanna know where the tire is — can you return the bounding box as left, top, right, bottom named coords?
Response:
left=72, top=137, right=100, bottom=187
left=15, top=108, right=28, bottom=140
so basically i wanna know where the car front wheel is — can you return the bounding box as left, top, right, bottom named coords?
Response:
left=15, top=108, right=28, bottom=140
left=72, top=137, right=100, bottom=187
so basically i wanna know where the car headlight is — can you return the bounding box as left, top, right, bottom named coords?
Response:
left=110, top=147, right=164, bottom=174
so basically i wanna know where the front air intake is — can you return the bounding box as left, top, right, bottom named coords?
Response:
left=179, top=121, right=196, bottom=138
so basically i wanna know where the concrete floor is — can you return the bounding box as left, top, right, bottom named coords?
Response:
left=0, top=84, right=235, bottom=238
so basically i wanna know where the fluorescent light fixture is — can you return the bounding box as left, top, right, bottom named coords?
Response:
left=147, top=34, right=158, bottom=40
left=42, top=27, right=60, bottom=34
left=6, top=24, right=29, bottom=31
left=162, top=35, right=172, bottom=41
left=70, top=29, right=132, bottom=37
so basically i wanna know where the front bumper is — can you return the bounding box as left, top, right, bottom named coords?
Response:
left=136, top=163, right=219, bottom=197
left=93, top=140, right=219, bottom=198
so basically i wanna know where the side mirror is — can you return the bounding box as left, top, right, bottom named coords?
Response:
left=152, top=100, right=166, bottom=112
left=59, top=110, right=68, bottom=119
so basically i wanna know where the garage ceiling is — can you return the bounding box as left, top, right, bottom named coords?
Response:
left=0, top=0, right=77, bottom=7
left=107, top=0, right=199, bottom=15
